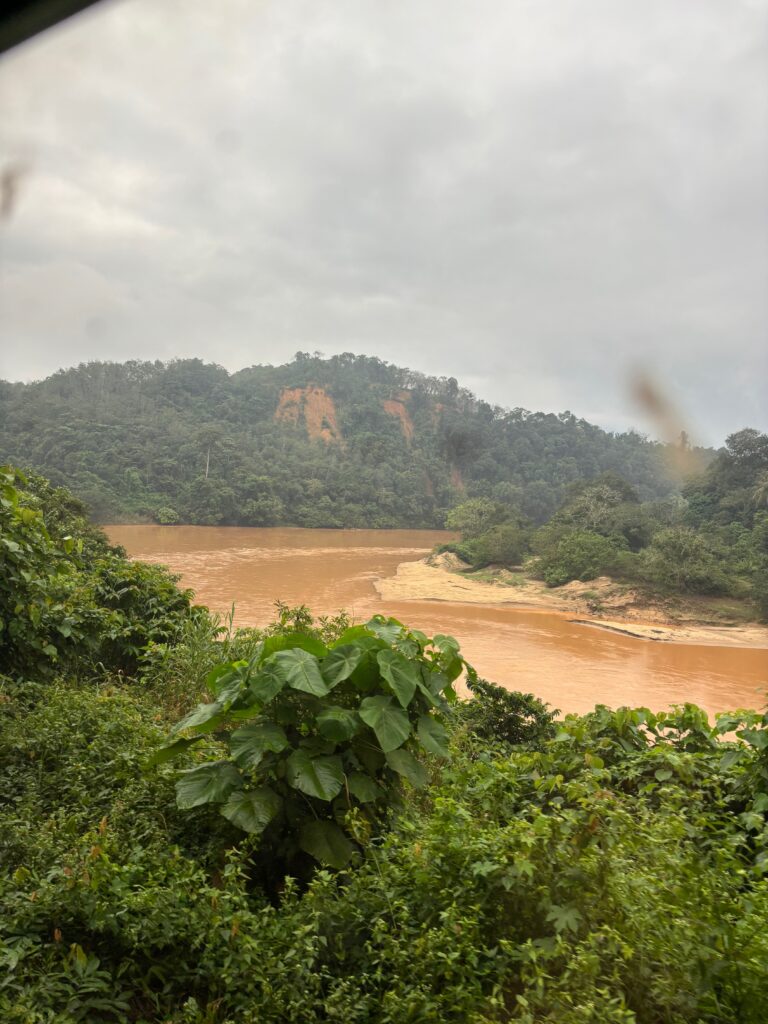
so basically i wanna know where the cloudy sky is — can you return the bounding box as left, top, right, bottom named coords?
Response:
left=1, top=0, right=766, bottom=445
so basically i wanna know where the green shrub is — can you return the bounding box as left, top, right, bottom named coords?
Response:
left=469, top=522, right=529, bottom=567
left=640, top=526, right=730, bottom=594
left=445, top=497, right=508, bottom=539
left=0, top=466, right=81, bottom=678
left=0, top=466, right=196, bottom=681
left=461, top=677, right=557, bottom=747
left=3, top=673, right=768, bottom=1022
left=154, top=506, right=180, bottom=524
left=153, top=616, right=467, bottom=878
left=537, top=529, right=622, bottom=587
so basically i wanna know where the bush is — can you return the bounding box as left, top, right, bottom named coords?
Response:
left=154, top=506, right=180, bottom=524
left=444, top=497, right=507, bottom=539
left=639, top=526, right=730, bottom=595
left=0, top=466, right=196, bottom=681
left=3, top=682, right=768, bottom=1023
left=537, top=529, right=622, bottom=587
left=469, top=522, right=529, bottom=567
left=461, top=677, right=558, bottom=747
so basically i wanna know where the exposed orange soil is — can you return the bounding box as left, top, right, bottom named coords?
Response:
left=274, top=386, right=344, bottom=445
left=382, top=398, right=415, bottom=441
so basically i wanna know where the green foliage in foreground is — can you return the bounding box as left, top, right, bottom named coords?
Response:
left=1, top=467, right=198, bottom=680
left=155, top=616, right=464, bottom=876
left=2, top=666, right=768, bottom=1022
left=460, top=677, right=558, bottom=747
left=2, top=469, right=768, bottom=1021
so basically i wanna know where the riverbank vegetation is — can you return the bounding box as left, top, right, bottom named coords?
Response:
left=2, top=467, right=768, bottom=1021
left=0, top=354, right=699, bottom=528
left=442, top=429, right=768, bottom=622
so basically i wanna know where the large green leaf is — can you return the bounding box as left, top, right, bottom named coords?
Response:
left=146, top=736, right=203, bottom=767
left=320, top=644, right=363, bottom=687
left=417, top=714, right=450, bottom=758
left=433, top=634, right=460, bottom=654
left=299, top=820, right=355, bottom=868
left=377, top=649, right=419, bottom=708
left=365, top=615, right=405, bottom=644
left=296, top=735, right=336, bottom=757
left=431, top=635, right=465, bottom=683
left=220, top=787, right=281, bottom=833
left=286, top=749, right=344, bottom=801
left=347, top=772, right=383, bottom=803
left=262, top=632, right=328, bottom=660
left=359, top=696, right=412, bottom=752
left=416, top=679, right=442, bottom=709
left=172, top=700, right=225, bottom=736
left=217, top=675, right=249, bottom=709
left=230, top=722, right=289, bottom=768
left=440, top=654, right=464, bottom=683
left=349, top=653, right=382, bottom=691
left=334, top=625, right=377, bottom=646
left=273, top=649, right=329, bottom=696
left=393, top=636, right=420, bottom=658
left=175, top=762, right=242, bottom=809
left=422, top=668, right=451, bottom=694
left=386, top=748, right=428, bottom=789
left=316, top=706, right=360, bottom=742
left=246, top=660, right=286, bottom=705
left=205, top=661, right=246, bottom=696
left=350, top=738, right=386, bottom=776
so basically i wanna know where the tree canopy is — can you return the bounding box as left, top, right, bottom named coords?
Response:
left=0, top=354, right=698, bottom=528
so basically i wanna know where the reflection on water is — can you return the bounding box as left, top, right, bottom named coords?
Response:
left=107, top=525, right=768, bottom=717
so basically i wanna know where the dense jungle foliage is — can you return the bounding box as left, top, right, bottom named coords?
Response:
left=444, top=429, right=768, bottom=619
left=0, top=353, right=701, bottom=528
left=2, top=468, right=768, bottom=1022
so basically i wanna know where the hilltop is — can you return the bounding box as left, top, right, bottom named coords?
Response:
left=0, top=353, right=702, bottom=527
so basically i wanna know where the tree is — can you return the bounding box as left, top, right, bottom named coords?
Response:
left=471, top=523, right=528, bottom=566
left=640, top=527, right=728, bottom=595
left=445, top=498, right=506, bottom=539
left=537, top=530, right=622, bottom=588
left=725, top=428, right=768, bottom=469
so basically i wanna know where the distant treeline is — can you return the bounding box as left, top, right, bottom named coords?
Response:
left=0, top=353, right=703, bottom=528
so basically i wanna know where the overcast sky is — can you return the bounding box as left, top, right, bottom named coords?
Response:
left=1, top=0, right=766, bottom=445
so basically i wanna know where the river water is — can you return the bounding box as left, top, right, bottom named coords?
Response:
left=107, top=525, right=768, bottom=717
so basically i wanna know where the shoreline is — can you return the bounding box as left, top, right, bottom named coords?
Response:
left=374, top=555, right=768, bottom=650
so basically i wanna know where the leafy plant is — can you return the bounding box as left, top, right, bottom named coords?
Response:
left=0, top=466, right=80, bottom=677
left=536, top=528, right=623, bottom=587
left=0, top=466, right=197, bottom=682
left=461, top=677, right=558, bottom=747
left=154, top=616, right=468, bottom=872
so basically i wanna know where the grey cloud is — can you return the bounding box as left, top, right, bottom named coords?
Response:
left=1, top=0, right=766, bottom=445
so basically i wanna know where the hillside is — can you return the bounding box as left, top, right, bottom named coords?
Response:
left=0, top=353, right=702, bottom=527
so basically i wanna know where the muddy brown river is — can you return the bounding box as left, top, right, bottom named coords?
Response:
left=107, top=526, right=768, bottom=717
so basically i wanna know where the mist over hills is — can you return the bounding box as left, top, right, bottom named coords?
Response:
left=0, top=353, right=704, bottom=527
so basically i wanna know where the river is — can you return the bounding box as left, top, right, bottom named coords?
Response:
left=106, top=525, right=768, bottom=717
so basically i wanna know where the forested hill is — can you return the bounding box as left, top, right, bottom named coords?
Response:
left=0, top=354, right=704, bottom=527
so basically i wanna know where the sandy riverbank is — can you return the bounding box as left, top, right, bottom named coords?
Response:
left=373, top=554, right=768, bottom=649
